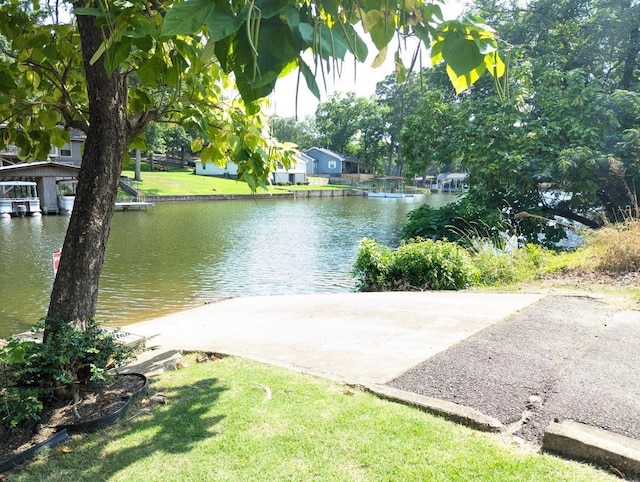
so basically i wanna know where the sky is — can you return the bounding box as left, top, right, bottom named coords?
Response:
left=268, top=1, right=466, bottom=119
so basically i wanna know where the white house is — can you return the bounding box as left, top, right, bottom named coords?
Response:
left=194, top=160, right=239, bottom=177
left=272, top=153, right=308, bottom=185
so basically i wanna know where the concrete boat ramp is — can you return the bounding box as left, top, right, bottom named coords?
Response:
left=124, top=291, right=640, bottom=478
left=126, top=291, right=543, bottom=384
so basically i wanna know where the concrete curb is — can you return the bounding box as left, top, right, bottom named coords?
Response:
left=543, top=421, right=640, bottom=480
left=367, top=384, right=640, bottom=480
left=365, top=384, right=505, bottom=433
left=118, top=348, right=183, bottom=377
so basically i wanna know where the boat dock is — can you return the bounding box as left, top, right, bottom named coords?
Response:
left=114, top=201, right=155, bottom=211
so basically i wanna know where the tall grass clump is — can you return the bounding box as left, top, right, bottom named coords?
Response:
left=583, top=218, right=640, bottom=273
left=470, top=242, right=556, bottom=286
left=353, top=238, right=478, bottom=291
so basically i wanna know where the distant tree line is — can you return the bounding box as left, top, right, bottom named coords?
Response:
left=273, top=0, right=640, bottom=243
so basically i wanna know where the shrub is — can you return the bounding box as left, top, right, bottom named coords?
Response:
left=401, top=194, right=503, bottom=243
left=1, top=319, right=135, bottom=428
left=471, top=243, right=551, bottom=286
left=352, top=238, right=393, bottom=291
left=353, top=238, right=478, bottom=291
left=401, top=188, right=562, bottom=246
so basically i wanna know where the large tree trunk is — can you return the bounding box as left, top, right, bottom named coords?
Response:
left=45, top=11, right=129, bottom=339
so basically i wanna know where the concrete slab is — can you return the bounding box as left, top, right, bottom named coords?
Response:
left=118, top=348, right=183, bottom=377
left=543, top=421, right=640, bottom=479
left=126, top=291, right=543, bottom=384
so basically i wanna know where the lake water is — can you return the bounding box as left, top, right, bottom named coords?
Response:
left=0, top=194, right=455, bottom=338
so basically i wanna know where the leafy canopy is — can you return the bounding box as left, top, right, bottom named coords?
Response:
left=0, top=0, right=503, bottom=189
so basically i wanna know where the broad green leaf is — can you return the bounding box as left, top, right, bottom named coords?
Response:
left=191, top=138, right=203, bottom=153
left=162, top=0, right=216, bottom=36
left=487, top=51, right=505, bottom=78
left=338, top=21, right=368, bottom=62
left=299, top=23, right=348, bottom=60
left=283, top=5, right=301, bottom=32
left=298, top=22, right=315, bottom=44
left=424, top=3, right=443, bottom=22
left=322, top=0, right=340, bottom=17
left=441, top=34, right=484, bottom=77
left=205, top=1, right=242, bottom=42
left=122, top=27, right=150, bottom=39
left=200, top=41, right=217, bottom=63
left=237, top=0, right=289, bottom=24
left=43, top=44, right=62, bottom=61
left=298, top=59, right=321, bottom=100
left=431, top=39, right=443, bottom=65
left=111, top=38, right=132, bottom=72
left=136, top=57, right=165, bottom=86
left=132, top=35, right=154, bottom=52
left=50, top=127, right=71, bottom=148
left=38, top=110, right=58, bottom=129
left=472, top=36, right=497, bottom=55
left=26, top=71, right=40, bottom=89
left=368, top=12, right=395, bottom=50
left=164, top=65, right=179, bottom=87
left=0, top=70, right=17, bottom=92
left=446, top=62, right=485, bottom=94
left=128, top=88, right=155, bottom=112
left=236, top=72, right=278, bottom=102
left=361, top=9, right=380, bottom=33
left=1, top=344, right=25, bottom=364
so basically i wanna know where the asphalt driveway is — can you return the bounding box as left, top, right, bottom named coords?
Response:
left=388, top=295, right=640, bottom=445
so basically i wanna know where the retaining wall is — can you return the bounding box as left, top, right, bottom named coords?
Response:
left=143, top=189, right=366, bottom=203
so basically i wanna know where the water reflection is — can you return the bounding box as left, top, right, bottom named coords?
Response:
left=0, top=194, right=454, bottom=337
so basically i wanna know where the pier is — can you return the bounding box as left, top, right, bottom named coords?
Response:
left=114, top=201, right=155, bottom=211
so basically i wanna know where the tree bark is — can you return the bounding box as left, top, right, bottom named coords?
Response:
left=540, top=205, right=602, bottom=229
left=45, top=11, right=130, bottom=338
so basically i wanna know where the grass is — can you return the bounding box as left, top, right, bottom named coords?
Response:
left=580, top=219, right=640, bottom=273
left=8, top=355, right=615, bottom=481
left=120, top=167, right=352, bottom=197
left=121, top=169, right=269, bottom=196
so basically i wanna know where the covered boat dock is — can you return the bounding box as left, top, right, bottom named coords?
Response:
left=0, top=162, right=80, bottom=214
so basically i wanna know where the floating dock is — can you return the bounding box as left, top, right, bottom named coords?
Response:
left=114, top=201, right=155, bottom=211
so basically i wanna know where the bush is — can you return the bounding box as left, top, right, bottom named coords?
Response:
left=471, top=243, right=550, bottom=286
left=353, top=238, right=478, bottom=291
left=401, top=194, right=503, bottom=243
left=1, top=319, right=135, bottom=428
left=352, top=238, right=393, bottom=291
left=401, top=188, right=560, bottom=246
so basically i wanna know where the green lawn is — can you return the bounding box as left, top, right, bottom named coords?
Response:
left=121, top=169, right=266, bottom=196
left=9, top=355, right=615, bottom=481
left=120, top=168, right=352, bottom=197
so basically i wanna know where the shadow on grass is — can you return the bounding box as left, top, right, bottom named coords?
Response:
left=15, top=377, right=228, bottom=479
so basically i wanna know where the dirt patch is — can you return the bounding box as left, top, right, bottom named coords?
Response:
left=0, top=374, right=146, bottom=465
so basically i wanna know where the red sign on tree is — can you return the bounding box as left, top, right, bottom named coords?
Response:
left=52, top=250, right=61, bottom=276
